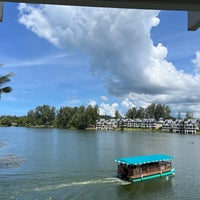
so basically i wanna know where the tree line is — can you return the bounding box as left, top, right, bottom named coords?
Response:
left=0, top=103, right=175, bottom=129
left=0, top=105, right=99, bottom=129
left=125, top=103, right=171, bottom=120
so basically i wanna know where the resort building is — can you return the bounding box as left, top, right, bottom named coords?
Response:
left=172, top=120, right=184, bottom=133
left=96, top=118, right=199, bottom=134
left=184, top=119, right=197, bottom=134
left=162, top=119, right=173, bottom=132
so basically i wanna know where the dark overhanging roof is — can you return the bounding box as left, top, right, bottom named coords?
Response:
left=1, top=0, right=200, bottom=30
left=0, top=0, right=200, bottom=11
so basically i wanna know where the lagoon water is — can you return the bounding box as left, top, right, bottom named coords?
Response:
left=0, top=127, right=200, bottom=200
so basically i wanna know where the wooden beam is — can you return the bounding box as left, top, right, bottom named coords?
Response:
left=0, top=2, right=3, bottom=22
left=188, top=11, right=200, bottom=31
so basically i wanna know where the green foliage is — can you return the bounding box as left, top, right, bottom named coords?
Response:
left=55, top=105, right=99, bottom=129
left=26, top=105, right=56, bottom=127
left=55, top=106, right=78, bottom=128
left=146, top=103, right=156, bottom=118
left=185, top=111, right=193, bottom=120
left=86, top=105, right=99, bottom=126
left=71, top=108, right=88, bottom=129
left=0, top=115, right=27, bottom=127
left=115, top=110, right=121, bottom=119
left=0, top=116, right=12, bottom=126
left=126, top=107, right=137, bottom=119
left=135, top=107, right=145, bottom=119
left=177, top=111, right=181, bottom=119
left=120, top=120, right=124, bottom=130
left=125, top=103, right=172, bottom=120
left=0, top=103, right=174, bottom=129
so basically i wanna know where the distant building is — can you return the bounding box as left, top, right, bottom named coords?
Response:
left=184, top=119, right=197, bottom=134
left=96, top=117, right=199, bottom=134
left=172, top=120, right=184, bottom=133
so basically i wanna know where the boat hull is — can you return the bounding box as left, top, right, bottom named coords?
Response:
left=128, top=168, right=175, bottom=183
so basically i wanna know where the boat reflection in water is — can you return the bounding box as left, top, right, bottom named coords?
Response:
left=115, top=154, right=175, bottom=183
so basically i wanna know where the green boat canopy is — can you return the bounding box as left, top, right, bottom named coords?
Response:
left=115, top=154, right=173, bottom=165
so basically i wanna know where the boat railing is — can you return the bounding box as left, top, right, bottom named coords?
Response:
left=125, top=164, right=171, bottom=178
left=130, top=165, right=172, bottom=178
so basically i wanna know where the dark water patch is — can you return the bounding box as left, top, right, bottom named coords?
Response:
left=0, top=154, right=26, bottom=168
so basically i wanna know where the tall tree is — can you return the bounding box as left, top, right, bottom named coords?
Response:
left=125, top=107, right=137, bottom=119
left=155, top=104, right=163, bottom=120
left=163, top=105, right=171, bottom=119
left=71, top=106, right=88, bottom=129
left=146, top=103, right=171, bottom=120
left=146, top=103, right=156, bottom=118
left=185, top=111, right=193, bottom=120
left=114, top=110, right=121, bottom=119
left=136, top=107, right=145, bottom=119
left=177, top=111, right=181, bottom=119
left=86, top=105, right=99, bottom=126
left=55, top=106, right=76, bottom=128
left=0, top=65, right=13, bottom=98
left=27, top=109, right=36, bottom=125
left=27, top=105, right=56, bottom=126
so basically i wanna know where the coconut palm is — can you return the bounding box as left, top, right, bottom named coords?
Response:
left=0, top=65, right=13, bottom=98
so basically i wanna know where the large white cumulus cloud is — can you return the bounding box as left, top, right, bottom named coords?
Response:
left=18, top=4, right=200, bottom=115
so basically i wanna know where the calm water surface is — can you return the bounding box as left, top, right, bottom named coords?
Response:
left=0, top=127, right=200, bottom=200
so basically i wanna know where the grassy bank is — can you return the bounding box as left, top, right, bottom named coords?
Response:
left=114, top=128, right=162, bottom=132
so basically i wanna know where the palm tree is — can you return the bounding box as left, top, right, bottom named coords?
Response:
left=0, top=64, right=13, bottom=98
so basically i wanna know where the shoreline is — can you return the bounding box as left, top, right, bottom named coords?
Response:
left=1, top=125, right=200, bottom=134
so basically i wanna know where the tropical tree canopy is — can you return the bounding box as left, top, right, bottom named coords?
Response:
left=125, top=103, right=172, bottom=120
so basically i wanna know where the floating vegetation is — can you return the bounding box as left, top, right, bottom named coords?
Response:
left=0, top=154, right=26, bottom=169
left=0, top=141, right=5, bottom=148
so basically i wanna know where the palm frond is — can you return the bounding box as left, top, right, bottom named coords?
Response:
left=0, top=73, right=14, bottom=86
left=0, top=65, right=14, bottom=98
left=0, top=87, right=12, bottom=98
left=0, top=87, right=12, bottom=93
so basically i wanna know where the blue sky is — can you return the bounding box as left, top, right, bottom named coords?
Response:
left=1, top=3, right=200, bottom=118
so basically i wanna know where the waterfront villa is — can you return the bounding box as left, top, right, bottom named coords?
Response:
left=96, top=118, right=199, bottom=134
left=162, top=119, right=173, bottom=132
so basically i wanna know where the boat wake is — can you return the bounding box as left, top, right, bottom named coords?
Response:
left=32, top=178, right=130, bottom=192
